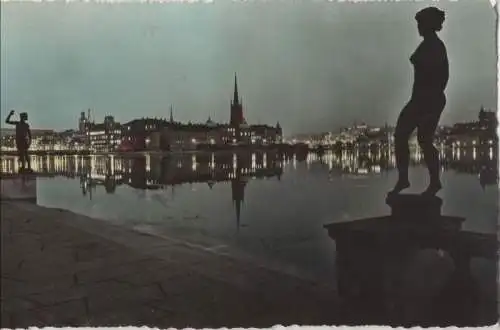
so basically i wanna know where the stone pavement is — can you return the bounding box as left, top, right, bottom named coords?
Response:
left=1, top=201, right=340, bottom=328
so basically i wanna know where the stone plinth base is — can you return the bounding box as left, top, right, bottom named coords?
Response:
left=323, top=211, right=496, bottom=327
left=386, top=193, right=442, bottom=220
left=0, top=175, right=37, bottom=203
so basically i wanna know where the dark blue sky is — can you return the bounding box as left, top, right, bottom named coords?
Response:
left=1, top=0, right=496, bottom=135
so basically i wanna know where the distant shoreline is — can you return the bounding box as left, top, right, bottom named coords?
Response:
left=0, top=144, right=487, bottom=158
left=0, top=147, right=286, bottom=157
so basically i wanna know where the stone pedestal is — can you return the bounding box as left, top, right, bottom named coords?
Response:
left=0, top=175, right=37, bottom=203
left=386, top=193, right=443, bottom=221
left=322, top=199, right=497, bottom=327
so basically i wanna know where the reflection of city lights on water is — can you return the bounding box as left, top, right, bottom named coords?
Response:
left=210, top=153, right=216, bottom=169
left=439, top=148, right=445, bottom=159
left=358, top=168, right=368, bottom=175
left=191, top=154, right=197, bottom=171
left=110, top=155, right=115, bottom=174
left=116, top=160, right=122, bottom=172
left=413, top=150, right=421, bottom=162
left=145, top=154, right=151, bottom=172
left=90, top=156, right=96, bottom=170
left=0, top=146, right=496, bottom=191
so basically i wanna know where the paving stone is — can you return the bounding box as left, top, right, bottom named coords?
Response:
left=105, top=233, right=178, bottom=253
left=2, top=309, right=47, bottom=328
left=71, top=252, right=154, bottom=272
left=14, top=250, right=77, bottom=273
left=72, top=241, right=112, bottom=262
left=23, top=245, right=74, bottom=260
left=27, top=298, right=89, bottom=326
left=0, top=297, right=40, bottom=313
left=113, top=265, right=188, bottom=286
left=25, top=284, right=87, bottom=307
left=4, top=232, right=42, bottom=250
left=38, top=229, right=99, bottom=245
left=8, top=265, right=76, bottom=283
left=156, top=271, right=220, bottom=296
left=75, top=258, right=167, bottom=284
left=84, top=281, right=166, bottom=314
left=87, top=304, right=177, bottom=327
left=2, top=298, right=87, bottom=328
left=2, top=275, right=75, bottom=298
left=147, top=289, right=276, bottom=328
left=1, top=258, right=25, bottom=277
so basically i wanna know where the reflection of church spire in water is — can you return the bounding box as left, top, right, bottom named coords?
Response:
left=231, top=175, right=247, bottom=230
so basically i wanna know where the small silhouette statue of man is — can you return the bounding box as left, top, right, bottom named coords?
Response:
left=5, top=110, right=32, bottom=172
left=390, top=7, right=449, bottom=196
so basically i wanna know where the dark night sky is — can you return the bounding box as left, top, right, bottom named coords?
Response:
left=0, top=0, right=496, bottom=135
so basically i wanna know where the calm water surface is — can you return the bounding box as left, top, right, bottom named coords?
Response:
left=2, top=149, right=497, bottom=281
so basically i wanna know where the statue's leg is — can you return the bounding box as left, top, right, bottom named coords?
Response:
left=390, top=102, right=418, bottom=194
left=17, top=146, right=26, bottom=171
left=25, top=149, right=31, bottom=171
left=417, top=99, right=446, bottom=196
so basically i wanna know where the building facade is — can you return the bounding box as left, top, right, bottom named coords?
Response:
left=88, top=116, right=122, bottom=152
left=121, top=117, right=168, bottom=151
left=444, top=107, right=498, bottom=148
left=159, top=119, right=226, bottom=151
left=1, top=129, right=58, bottom=151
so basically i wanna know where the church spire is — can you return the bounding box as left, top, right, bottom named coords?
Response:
left=233, top=73, right=239, bottom=106
left=169, top=105, right=174, bottom=123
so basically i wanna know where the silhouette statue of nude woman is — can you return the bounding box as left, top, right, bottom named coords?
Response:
left=389, top=7, right=448, bottom=196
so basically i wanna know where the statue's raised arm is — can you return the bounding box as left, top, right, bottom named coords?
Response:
left=5, top=110, right=18, bottom=125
